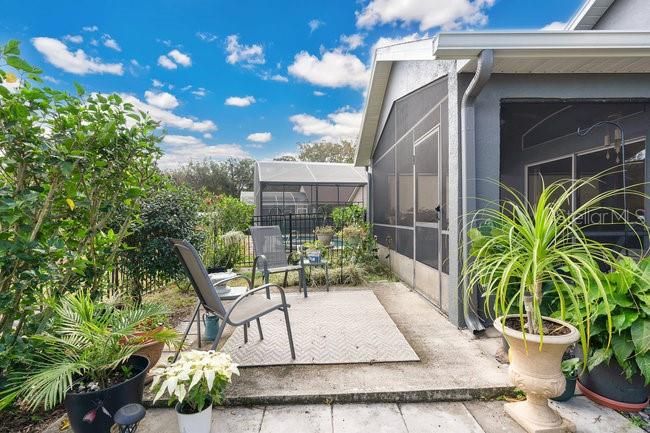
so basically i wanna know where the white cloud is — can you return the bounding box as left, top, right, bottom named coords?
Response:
left=144, top=90, right=179, bottom=109
left=152, top=79, right=164, bottom=88
left=119, top=94, right=217, bottom=133
left=102, top=34, right=121, bottom=51
left=313, top=90, right=326, bottom=96
left=196, top=31, right=217, bottom=42
left=288, top=49, right=369, bottom=89
left=247, top=132, right=272, bottom=143
left=90, top=39, right=99, bottom=46
left=308, top=19, right=325, bottom=33
left=260, top=72, right=289, bottom=82
left=82, top=25, right=98, bottom=32
left=203, top=133, right=213, bottom=139
left=542, top=21, right=567, bottom=30
left=340, top=33, right=365, bottom=50
left=158, top=135, right=249, bottom=169
left=32, top=37, right=123, bottom=75
left=356, top=0, right=495, bottom=31
left=225, top=35, right=265, bottom=66
left=63, top=34, right=83, bottom=44
left=168, top=49, right=191, bottom=66
left=158, top=49, right=191, bottom=69
left=43, top=75, right=60, bottom=84
left=157, top=55, right=177, bottom=69
left=225, top=96, right=256, bottom=107
left=290, top=107, right=362, bottom=141
left=191, top=87, right=207, bottom=98
left=181, top=84, right=193, bottom=91
left=370, top=32, right=430, bottom=59
left=128, top=59, right=149, bottom=76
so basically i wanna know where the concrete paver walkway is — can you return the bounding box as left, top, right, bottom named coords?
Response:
left=124, top=397, right=642, bottom=433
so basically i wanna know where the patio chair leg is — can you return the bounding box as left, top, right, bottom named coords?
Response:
left=264, top=272, right=271, bottom=299
left=283, top=270, right=288, bottom=288
left=256, top=318, right=264, bottom=340
left=243, top=322, right=248, bottom=343
left=282, top=307, right=296, bottom=360
left=174, top=301, right=201, bottom=363
left=300, top=268, right=307, bottom=298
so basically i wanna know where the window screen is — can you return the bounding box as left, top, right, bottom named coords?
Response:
left=372, top=150, right=395, bottom=225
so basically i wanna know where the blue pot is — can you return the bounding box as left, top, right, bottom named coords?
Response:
left=202, top=314, right=220, bottom=341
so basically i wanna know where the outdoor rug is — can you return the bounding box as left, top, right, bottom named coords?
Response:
left=220, top=290, right=420, bottom=367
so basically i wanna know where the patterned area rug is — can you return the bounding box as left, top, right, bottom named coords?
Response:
left=220, top=290, right=420, bottom=367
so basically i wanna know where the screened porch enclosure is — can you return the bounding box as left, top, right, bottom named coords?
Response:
left=500, top=100, right=650, bottom=251
left=371, top=77, right=450, bottom=312
left=253, top=161, right=367, bottom=216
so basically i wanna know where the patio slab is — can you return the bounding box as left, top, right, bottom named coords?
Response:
left=196, top=282, right=513, bottom=404
left=43, top=398, right=643, bottom=433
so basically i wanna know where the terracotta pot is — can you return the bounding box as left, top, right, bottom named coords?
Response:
left=126, top=326, right=166, bottom=382
left=316, top=233, right=333, bottom=245
left=494, top=315, right=580, bottom=433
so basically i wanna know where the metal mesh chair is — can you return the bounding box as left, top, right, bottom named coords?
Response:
left=250, top=225, right=308, bottom=297
left=169, top=238, right=296, bottom=361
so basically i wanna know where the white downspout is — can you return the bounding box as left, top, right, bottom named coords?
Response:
left=461, top=49, right=493, bottom=332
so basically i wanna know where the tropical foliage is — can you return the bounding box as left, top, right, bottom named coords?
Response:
left=0, top=40, right=162, bottom=350
left=0, top=292, right=176, bottom=411
left=151, top=350, right=239, bottom=413
left=565, top=257, right=650, bottom=383
left=464, top=175, right=646, bottom=360
left=332, top=204, right=365, bottom=229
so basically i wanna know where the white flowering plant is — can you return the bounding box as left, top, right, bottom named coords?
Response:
left=151, top=350, right=239, bottom=414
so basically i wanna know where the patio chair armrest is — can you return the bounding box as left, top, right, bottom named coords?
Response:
left=253, top=254, right=269, bottom=273
left=211, top=273, right=253, bottom=290
left=229, top=283, right=289, bottom=311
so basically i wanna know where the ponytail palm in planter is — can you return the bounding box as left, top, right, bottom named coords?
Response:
left=0, top=293, right=177, bottom=433
left=464, top=176, right=638, bottom=433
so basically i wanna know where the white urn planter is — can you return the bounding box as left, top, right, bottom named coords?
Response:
left=494, top=315, right=579, bottom=433
left=176, top=401, right=213, bottom=433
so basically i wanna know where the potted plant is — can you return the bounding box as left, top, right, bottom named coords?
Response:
left=303, top=240, right=325, bottom=263
left=151, top=350, right=239, bottom=433
left=552, top=358, right=581, bottom=402
left=205, top=231, right=245, bottom=273
left=314, top=225, right=335, bottom=245
left=341, top=224, right=367, bottom=249
left=569, top=257, right=650, bottom=411
left=124, top=314, right=179, bottom=383
left=0, top=293, right=177, bottom=433
left=464, top=177, right=633, bottom=433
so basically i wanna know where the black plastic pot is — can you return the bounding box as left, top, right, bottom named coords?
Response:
left=552, top=376, right=577, bottom=402
left=578, top=358, right=649, bottom=411
left=64, top=355, right=149, bottom=433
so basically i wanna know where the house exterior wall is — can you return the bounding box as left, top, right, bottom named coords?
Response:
left=594, top=0, right=650, bottom=30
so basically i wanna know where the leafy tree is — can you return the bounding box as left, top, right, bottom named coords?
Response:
left=0, top=40, right=162, bottom=343
left=168, top=158, right=254, bottom=196
left=297, top=140, right=355, bottom=163
left=273, top=154, right=297, bottom=161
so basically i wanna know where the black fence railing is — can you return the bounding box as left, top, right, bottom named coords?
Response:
left=240, top=213, right=344, bottom=267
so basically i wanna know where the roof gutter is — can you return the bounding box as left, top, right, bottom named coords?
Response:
left=460, top=49, right=493, bottom=332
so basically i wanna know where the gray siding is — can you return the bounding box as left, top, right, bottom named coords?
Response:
left=594, top=0, right=650, bottom=30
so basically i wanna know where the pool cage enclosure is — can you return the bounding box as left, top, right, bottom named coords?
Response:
left=253, top=161, right=368, bottom=216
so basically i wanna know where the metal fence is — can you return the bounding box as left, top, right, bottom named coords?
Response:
left=240, top=212, right=345, bottom=267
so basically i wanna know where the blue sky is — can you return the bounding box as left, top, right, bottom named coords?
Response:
left=1, top=0, right=582, bottom=168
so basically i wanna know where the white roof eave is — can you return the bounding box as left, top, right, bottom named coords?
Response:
left=433, top=31, right=650, bottom=60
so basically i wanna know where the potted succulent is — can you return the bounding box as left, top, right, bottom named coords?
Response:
left=552, top=358, right=581, bottom=402
left=303, top=240, right=325, bottom=264
left=151, top=350, right=239, bottom=433
left=314, top=225, right=335, bottom=245
left=464, top=177, right=634, bottom=433
left=570, top=257, right=650, bottom=411
left=0, top=293, right=177, bottom=433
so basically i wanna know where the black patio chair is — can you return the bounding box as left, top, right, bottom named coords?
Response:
left=168, top=238, right=296, bottom=361
left=250, top=225, right=308, bottom=297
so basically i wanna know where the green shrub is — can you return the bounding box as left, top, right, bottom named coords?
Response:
left=213, top=195, right=254, bottom=233
left=332, top=204, right=365, bottom=229
left=122, top=185, right=204, bottom=295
